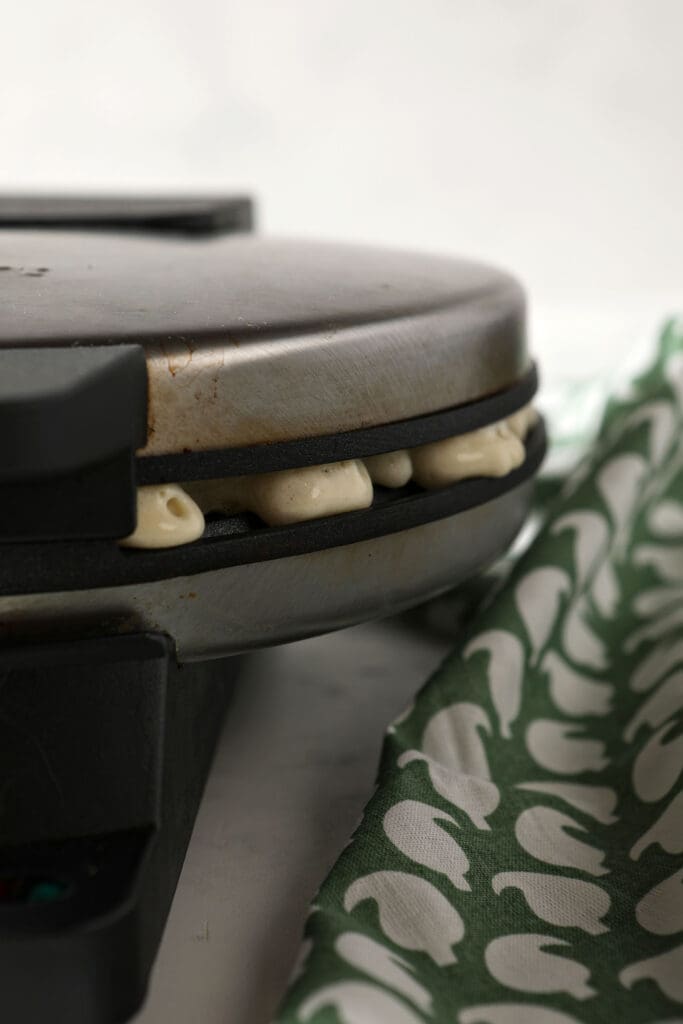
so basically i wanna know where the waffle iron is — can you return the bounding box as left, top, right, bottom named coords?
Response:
left=0, top=196, right=545, bottom=1023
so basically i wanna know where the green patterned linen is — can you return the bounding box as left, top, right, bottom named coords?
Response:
left=276, top=320, right=683, bottom=1024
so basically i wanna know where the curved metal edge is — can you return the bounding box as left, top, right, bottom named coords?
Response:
left=140, top=273, right=526, bottom=456
left=0, top=478, right=535, bottom=662
left=137, top=363, right=538, bottom=482
left=1, top=420, right=545, bottom=597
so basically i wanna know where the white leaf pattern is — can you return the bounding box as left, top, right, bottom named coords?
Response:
left=398, top=754, right=500, bottom=830
left=591, top=560, right=620, bottom=619
left=492, top=872, right=610, bottom=934
left=516, top=781, right=618, bottom=824
left=562, top=596, right=609, bottom=670
left=515, top=806, right=609, bottom=876
left=514, top=568, right=571, bottom=665
left=626, top=604, right=683, bottom=654
left=665, top=349, right=683, bottom=406
left=344, top=871, right=465, bottom=966
left=632, top=586, right=683, bottom=618
left=633, top=543, right=683, bottom=584
left=464, top=630, right=525, bottom=739
left=632, top=720, right=683, bottom=803
left=631, top=792, right=683, bottom=860
left=631, top=637, right=683, bottom=692
left=596, top=454, right=647, bottom=531
left=383, top=801, right=471, bottom=891
left=623, top=401, right=677, bottom=466
left=526, top=720, right=608, bottom=775
left=459, top=1005, right=581, bottom=1024
left=299, top=981, right=426, bottom=1024
left=624, top=671, right=683, bottom=742
left=636, top=868, right=683, bottom=936
left=649, top=499, right=683, bottom=537
left=551, top=511, right=610, bottom=585
left=408, top=702, right=493, bottom=780
left=620, top=944, right=683, bottom=1004
left=484, top=934, right=596, bottom=999
left=335, top=932, right=433, bottom=1013
left=541, top=650, right=613, bottom=717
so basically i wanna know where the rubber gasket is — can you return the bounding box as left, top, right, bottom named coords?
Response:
left=136, top=363, right=538, bottom=483
left=1, top=420, right=545, bottom=596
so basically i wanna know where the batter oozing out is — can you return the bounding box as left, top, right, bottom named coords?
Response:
left=121, top=405, right=538, bottom=549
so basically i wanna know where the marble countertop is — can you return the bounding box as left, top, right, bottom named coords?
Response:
left=136, top=616, right=452, bottom=1024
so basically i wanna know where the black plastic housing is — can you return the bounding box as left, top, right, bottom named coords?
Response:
left=0, top=633, right=239, bottom=1024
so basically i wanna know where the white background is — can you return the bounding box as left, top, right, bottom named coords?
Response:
left=2, top=0, right=682, bottom=316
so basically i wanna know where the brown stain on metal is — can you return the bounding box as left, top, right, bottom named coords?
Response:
left=145, top=362, right=156, bottom=442
left=139, top=308, right=525, bottom=455
left=160, top=338, right=193, bottom=378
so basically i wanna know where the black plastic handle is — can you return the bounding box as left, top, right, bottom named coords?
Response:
left=0, top=194, right=254, bottom=236
left=0, top=345, right=147, bottom=541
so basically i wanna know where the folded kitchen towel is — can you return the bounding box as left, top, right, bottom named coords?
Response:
left=275, top=319, right=683, bottom=1024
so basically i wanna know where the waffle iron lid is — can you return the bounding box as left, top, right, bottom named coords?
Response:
left=0, top=228, right=527, bottom=456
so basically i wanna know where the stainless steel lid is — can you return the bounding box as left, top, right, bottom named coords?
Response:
left=0, top=231, right=527, bottom=456
left=0, top=217, right=542, bottom=658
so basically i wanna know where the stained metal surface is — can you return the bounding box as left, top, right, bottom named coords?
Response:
left=137, top=364, right=539, bottom=482
left=0, top=481, right=532, bottom=661
left=0, top=232, right=526, bottom=455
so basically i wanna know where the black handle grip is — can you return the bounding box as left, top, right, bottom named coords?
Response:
left=0, top=345, right=147, bottom=541
left=0, top=194, right=254, bottom=236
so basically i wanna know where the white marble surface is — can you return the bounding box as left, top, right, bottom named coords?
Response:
left=136, top=617, right=451, bottom=1024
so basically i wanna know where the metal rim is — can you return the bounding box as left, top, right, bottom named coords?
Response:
left=136, top=363, right=538, bottom=483
left=0, top=479, right=536, bottom=661
left=1, top=421, right=545, bottom=597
